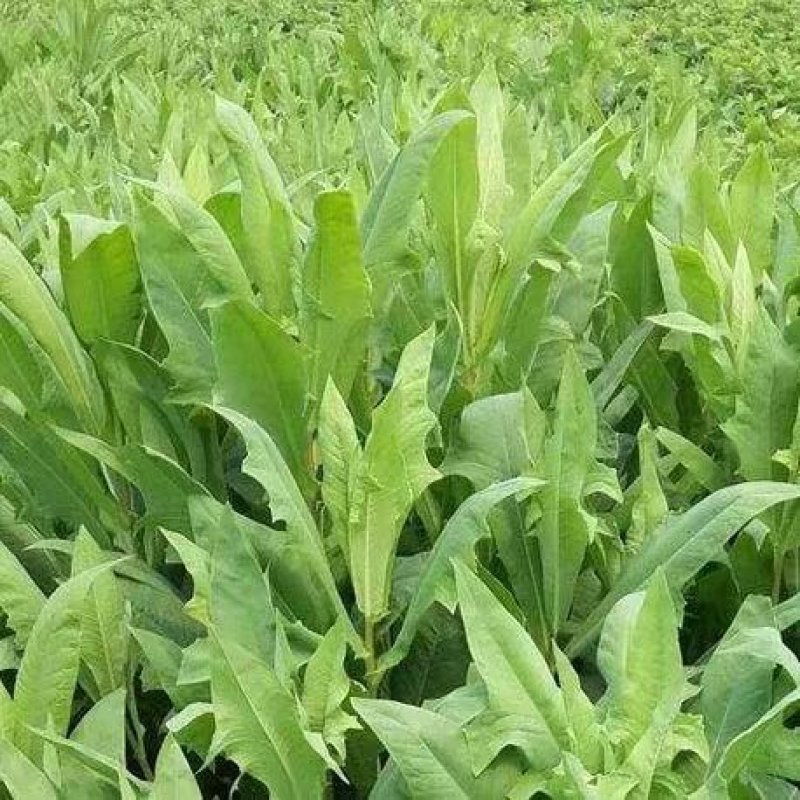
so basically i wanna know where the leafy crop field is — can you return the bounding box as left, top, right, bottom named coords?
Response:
left=1, top=0, right=800, bottom=797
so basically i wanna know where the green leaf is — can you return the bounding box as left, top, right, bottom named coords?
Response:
left=211, top=406, right=347, bottom=635
left=348, top=326, right=440, bottom=622
left=150, top=735, right=201, bottom=800
left=0, top=538, right=46, bottom=646
left=567, top=482, right=800, bottom=657
left=722, top=307, right=800, bottom=482
left=470, top=63, right=506, bottom=227
left=301, top=190, right=371, bottom=408
left=210, top=300, right=310, bottom=491
left=71, top=530, right=128, bottom=699
left=59, top=215, right=141, bottom=346
left=0, top=401, right=125, bottom=545
left=353, top=698, right=520, bottom=800
left=730, top=144, right=775, bottom=277
left=598, top=570, right=683, bottom=755
left=537, top=348, right=597, bottom=632
left=301, top=620, right=357, bottom=769
left=628, top=425, right=669, bottom=549
left=382, top=478, right=542, bottom=670
left=0, top=233, right=105, bottom=432
left=70, top=688, right=127, bottom=761
left=14, top=561, right=121, bottom=765
left=704, top=620, right=799, bottom=771
left=425, top=88, right=478, bottom=341
left=209, top=634, right=326, bottom=800
left=453, top=561, right=570, bottom=756
left=647, top=311, right=723, bottom=341
left=131, top=194, right=216, bottom=402
left=0, top=740, right=57, bottom=800
left=203, top=502, right=278, bottom=664
left=361, top=110, right=473, bottom=269
left=318, top=380, right=361, bottom=562
left=215, top=96, right=297, bottom=318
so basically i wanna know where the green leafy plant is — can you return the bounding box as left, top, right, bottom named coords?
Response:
left=0, top=1, right=800, bottom=798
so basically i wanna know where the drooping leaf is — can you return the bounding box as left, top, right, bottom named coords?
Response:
left=354, top=698, right=521, bottom=800
left=567, top=481, right=800, bottom=656
left=383, top=478, right=542, bottom=669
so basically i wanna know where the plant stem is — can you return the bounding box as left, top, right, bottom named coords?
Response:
left=364, top=615, right=379, bottom=695
left=773, top=549, right=785, bottom=605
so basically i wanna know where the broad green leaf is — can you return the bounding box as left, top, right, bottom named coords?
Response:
left=59, top=214, right=141, bottom=345
left=382, top=478, right=542, bottom=670
left=567, top=481, right=800, bottom=656
left=301, top=620, right=357, bottom=769
left=718, top=688, right=800, bottom=785
left=0, top=233, right=105, bottom=432
left=0, top=401, right=125, bottom=545
left=441, top=389, right=546, bottom=638
left=318, top=380, right=361, bottom=562
left=654, top=427, right=726, bottom=492
left=722, top=307, right=800, bottom=482
left=647, top=311, right=722, bottom=341
left=215, top=96, right=297, bottom=319
left=470, top=62, right=505, bottom=227
left=361, top=110, right=473, bottom=269
left=93, top=341, right=206, bottom=477
left=132, top=627, right=204, bottom=709
left=628, top=425, right=669, bottom=549
left=203, top=502, right=277, bottom=664
left=598, top=571, right=683, bottom=755
left=0, top=740, right=57, bottom=800
left=210, top=300, right=310, bottom=490
left=537, top=348, right=597, bottom=632
left=730, top=144, right=775, bottom=277
left=553, top=647, right=602, bottom=772
left=348, top=326, right=440, bottom=622
left=301, top=190, right=371, bottom=408
left=14, top=561, right=121, bottom=765
left=211, top=407, right=347, bottom=634
left=425, top=88, right=478, bottom=343
left=150, top=735, right=201, bottom=800
left=443, top=389, right=545, bottom=490
left=353, top=698, right=520, bottom=800
left=0, top=539, right=45, bottom=646
left=454, top=561, right=570, bottom=755
left=145, top=182, right=254, bottom=304
left=71, top=531, right=128, bottom=699
left=209, top=634, right=326, bottom=800
left=131, top=194, right=215, bottom=402
left=703, top=606, right=798, bottom=769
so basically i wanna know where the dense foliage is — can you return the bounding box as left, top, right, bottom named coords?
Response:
left=1, top=1, right=800, bottom=798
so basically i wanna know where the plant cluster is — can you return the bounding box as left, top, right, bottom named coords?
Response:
left=0, top=1, right=799, bottom=798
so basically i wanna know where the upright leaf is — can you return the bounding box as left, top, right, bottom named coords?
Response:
left=301, top=191, right=371, bottom=408
left=0, top=234, right=105, bottom=432
left=209, top=635, right=326, bottom=800
left=348, top=327, right=440, bottom=622
left=210, top=300, right=310, bottom=490
left=59, top=215, right=141, bottom=346
left=215, top=97, right=298, bottom=319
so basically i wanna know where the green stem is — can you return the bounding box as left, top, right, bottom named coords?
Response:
left=364, top=616, right=380, bottom=695
left=773, top=549, right=785, bottom=605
